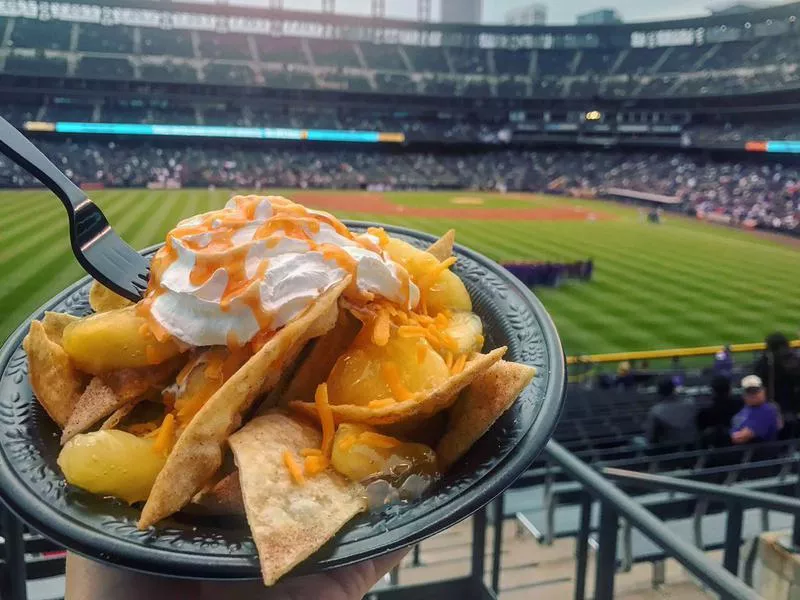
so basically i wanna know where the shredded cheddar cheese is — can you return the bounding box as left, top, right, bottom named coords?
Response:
left=153, top=413, right=175, bottom=456
left=380, top=361, right=413, bottom=402
left=416, top=340, right=428, bottom=364
left=451, top=353, right=467, bottom=375
left=372, top=310, right=391, bottom=346
left=444, top=351, right=454, bottom=371
left=283, top=450, right=305, bottom=485
left=368, top=397, right=397, bottom=409
left=300, top=448, right=323, bottom=457
left=303, top=455, right=329, bottom=477
left=315, top=383, right=335, bottom=458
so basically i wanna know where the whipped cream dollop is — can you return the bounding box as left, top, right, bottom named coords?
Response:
left=144, top=195, right=419, bottom=347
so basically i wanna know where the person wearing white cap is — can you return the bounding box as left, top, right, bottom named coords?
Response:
left=730, top=375, right=780, bottom=444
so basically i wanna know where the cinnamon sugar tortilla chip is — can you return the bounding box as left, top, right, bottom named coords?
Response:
left=23, top=320, right=86, bottom=428
left=290, top=347, right=506, bottom=426
left=263, top=308, right=361, bottom=411
left=61, top=357, right=184, bottom=444
left=100, top=401, right=140, bottom=431
left=229, top=412, right=365, bottom=585
left=89, top=280, right=134, bottom=313
left=99, top=357, right=184, bottom=403
left=193, top=471, right=245, bottom=516
left=138, top=278, right=348, bottom=528
left=427, top=229, right=455, bottom=262
left=61, top=378, right=120, bottom=443
left=436, top=360, right=535, bottom=471
left=41, top=312, right=79, bottom=346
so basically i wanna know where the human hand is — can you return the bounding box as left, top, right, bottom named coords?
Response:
left=66, top=548, right=408, bottom=600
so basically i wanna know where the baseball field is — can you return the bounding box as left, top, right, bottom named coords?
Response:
left=1, top=188, right=798, bottom=356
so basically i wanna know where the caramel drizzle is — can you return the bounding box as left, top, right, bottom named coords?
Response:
left=141, top=196, right=414, bottom=344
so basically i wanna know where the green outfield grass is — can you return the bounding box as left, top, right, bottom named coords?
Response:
left=1, top=188, right=798, bottom=357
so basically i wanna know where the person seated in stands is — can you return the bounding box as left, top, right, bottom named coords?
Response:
left=670, top=356, right=685, bottom=388
left=697, top=375, right=742, bottom=447
left=633, top=359, right=653, bottom=384
left=713, top=345, right=734, bottom=380
left=615, top=361, right=635, bottom=390
left=644, top=378, right=699, bottom=445
left=754, top=332, right=800, bottom=418
left=731, top=375, right=781, bottom=444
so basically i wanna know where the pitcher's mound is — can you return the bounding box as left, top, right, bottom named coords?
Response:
left=450, top=196, right=485, bottom=206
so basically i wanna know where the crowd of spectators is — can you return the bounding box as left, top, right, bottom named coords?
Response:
left=0, top=142, right=797, bottom=234
left=643, top=332, right=800, bottom=448
left=502, top=260, right=594, bottom=287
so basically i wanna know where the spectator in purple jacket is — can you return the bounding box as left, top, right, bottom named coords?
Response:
left=731, top=375, right=781, bottom=444
left=713, top=345, right=734, bottom=380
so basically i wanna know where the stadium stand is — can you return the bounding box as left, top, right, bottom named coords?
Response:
left=446, top=45, right=489, bottom=74
left=74, top=56, right=134, bottom=80
left=262, top=67, right=315, bottom=89
left=197, top=30, right=252, bottom=60
left=0, top=140, right=795, bottom=235
left=375, top=72, right=417, bottom=94
left=4, top=54, right=68, bottom=77
left=140, top=27, right=195, bottom=58
left=77, top=23, right=135, bottom=54
left=139, top=61, right=198, bottom=84
left=360, top=41, right=407, bottom=71
left=403, top=44, right=450, bottom=73
left=8, top=18, right=71, bottom=51
left=255, top=36, right=309, bottom=65
left=493, top=48, right=531, bottom=75
left=308, top=39, right=361, bottom=68
left=203, top=62, right=254, bottom=86
left=574, top=48, right=620, bottom=76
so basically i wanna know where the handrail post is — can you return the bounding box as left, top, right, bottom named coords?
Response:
left=491, top=495, right=504, bottom=593
left=0, top=505, right=26, bottom=600
left=594, top=501, right=618, bottom=600
left=723, top=504, right=744, bottom=577
left=471, top=505, right=487, bottom=585
left=574, top=492, right=592, bottom=600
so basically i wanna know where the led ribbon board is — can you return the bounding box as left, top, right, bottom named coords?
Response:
left=23, top=122, right=405, bottom=143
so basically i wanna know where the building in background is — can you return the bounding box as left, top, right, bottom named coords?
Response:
left=576, top=8, right=623, bottom=25
left=440, top=0, right=482, bottom=24
left=710, top=2, right=771, bottom=16
left=505, top=3, right=547, bottom=25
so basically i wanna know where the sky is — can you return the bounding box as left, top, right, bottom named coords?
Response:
left=260, top=0, right=780, bottom=24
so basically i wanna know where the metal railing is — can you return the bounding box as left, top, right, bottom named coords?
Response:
left=544, top=440, right=768, bottom=600
left=604, top=467, right=800, bottom=577
left=566, top=339, right=800, bottom=365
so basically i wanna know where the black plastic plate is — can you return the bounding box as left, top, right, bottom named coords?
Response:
left=0, top=222, right=565, bottom=579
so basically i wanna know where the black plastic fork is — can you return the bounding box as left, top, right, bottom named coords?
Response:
left=0, top=117, right=148, bottom=301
